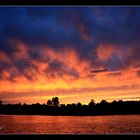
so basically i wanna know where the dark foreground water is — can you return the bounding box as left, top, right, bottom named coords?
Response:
left=0, top=115, right=140, bottom=134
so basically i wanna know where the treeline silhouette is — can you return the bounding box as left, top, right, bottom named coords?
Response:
left=0, top=97, right=140, bottom=116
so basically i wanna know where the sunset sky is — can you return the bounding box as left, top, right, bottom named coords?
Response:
left=0, top=7, right=140, bottom=104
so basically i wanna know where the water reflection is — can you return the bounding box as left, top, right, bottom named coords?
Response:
left=0, top=115, right=140, bottom=134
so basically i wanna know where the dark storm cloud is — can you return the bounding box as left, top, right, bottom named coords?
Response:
left=44, top=59, right=79, bottom=79
left=0, top=7, right=140, bottom=81
left=90, top=68, right=108, bottom=73
left=1, top=7, right=140, bottom=46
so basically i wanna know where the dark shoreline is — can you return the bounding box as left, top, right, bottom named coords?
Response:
left=0, top=100, right=140, bottom=116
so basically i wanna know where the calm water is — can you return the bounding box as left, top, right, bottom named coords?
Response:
left=0, top=115, right=140, bottom=134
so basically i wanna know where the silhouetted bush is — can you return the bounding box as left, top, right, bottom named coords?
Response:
left=47, top=100, right=53, bottom=106
left=52, top=97, right=59, bottom=107
left=0, top=100, right=2, bottom=105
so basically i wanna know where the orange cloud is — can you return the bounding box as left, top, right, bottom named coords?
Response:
left=0, top=51, right=11, bottom=64
left=40, top=46, right=90, bottom=79
left=0, top=43, right=140, bottom=104
left=11, top=41, right=29, bottom=60
left=97, top=44, right=115, bottom=61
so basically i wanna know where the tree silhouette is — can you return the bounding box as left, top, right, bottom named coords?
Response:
left=0, top=97, right=140, bottom=116
left=88, top=99, right=95, bottom=107
left=52, top=97, right=59, bottom=107
left=23, top=103, right=27, bottom=106
left=118, top=100, right=123, bottom=103
left=112, top=100, right=117, bottom=104
left=100, top=100, right=108, bottom=105
left=47, top=100, right=53, bottom=106
left=77, top=102, right=82, bottom=107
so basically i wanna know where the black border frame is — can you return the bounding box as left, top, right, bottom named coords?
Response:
left=0, top=0, right=140, bottom=6
left=0, top=0, right=140, bottom=139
